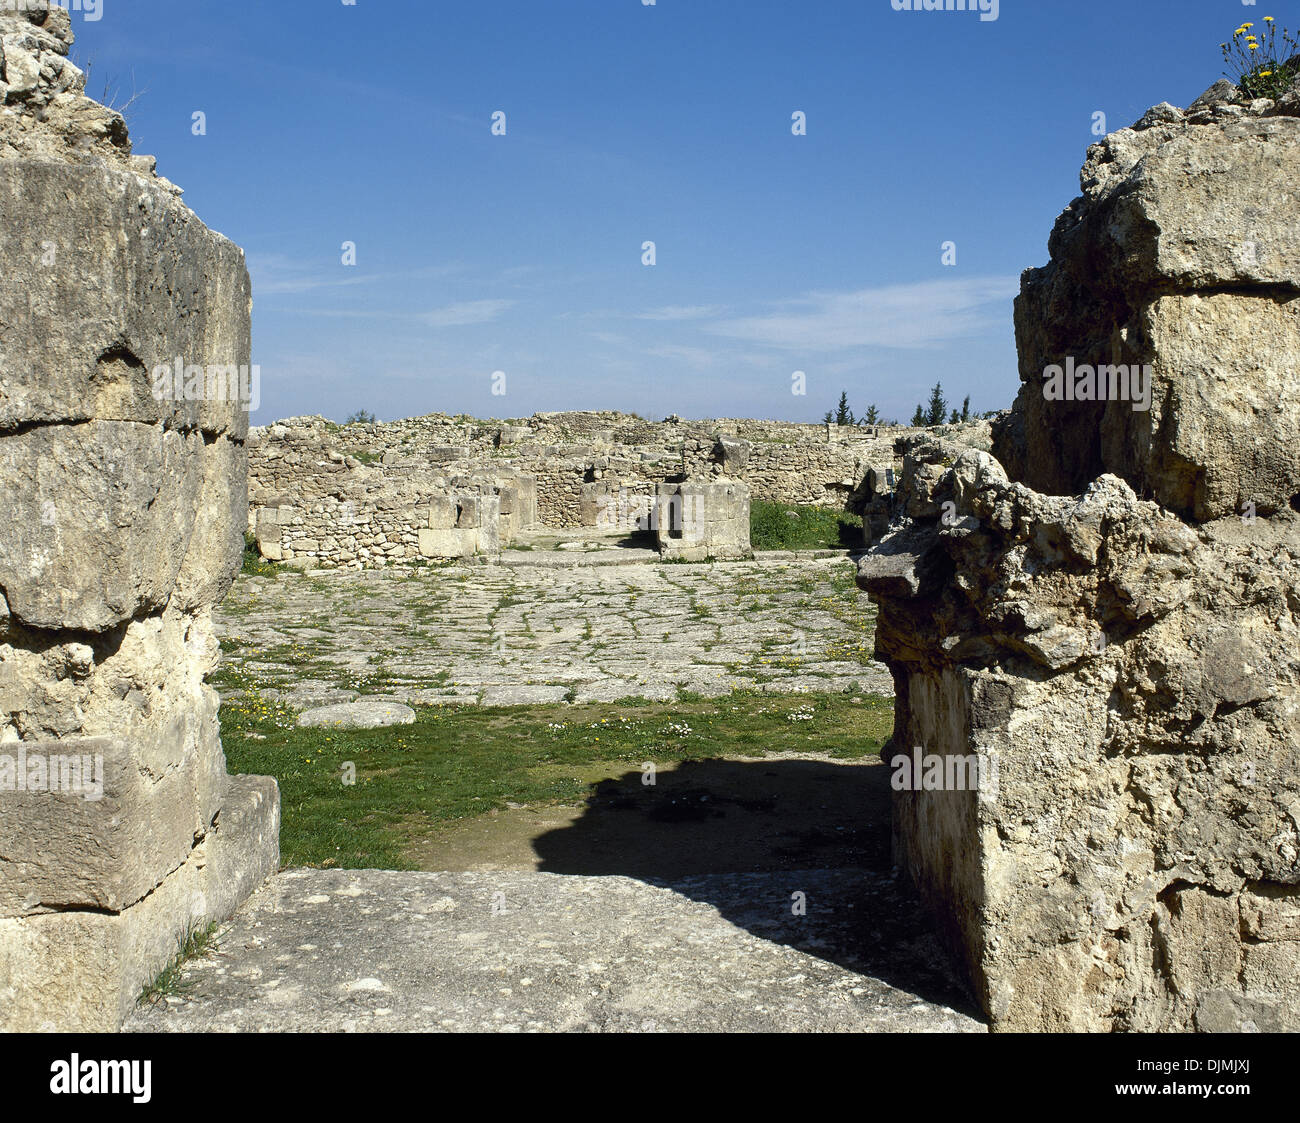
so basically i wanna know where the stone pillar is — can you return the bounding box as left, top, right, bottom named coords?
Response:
left=861, top=90, right=1300, bottom=1032
left=0, top=6, right=279, bottom=1031
left=654, top=479, right=752, bottom=561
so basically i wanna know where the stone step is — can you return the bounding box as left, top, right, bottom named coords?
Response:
left=124, top=868, right=984, bottom=1033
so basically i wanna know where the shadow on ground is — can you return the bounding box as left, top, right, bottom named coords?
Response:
left=531, top=758, right=980, bottom=1019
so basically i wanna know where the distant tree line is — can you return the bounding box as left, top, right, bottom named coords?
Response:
left=823, top=384, right=985, bottom=429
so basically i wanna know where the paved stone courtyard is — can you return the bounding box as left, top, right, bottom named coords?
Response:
left=218, top=556, right=892, bottom=713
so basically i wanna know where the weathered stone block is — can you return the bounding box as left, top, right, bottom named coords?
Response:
left=0, top=3, right=277, bottom=1031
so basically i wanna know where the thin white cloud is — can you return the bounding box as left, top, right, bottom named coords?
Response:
left=707, top=277, right=1019, bottom=351
left=422, top=299, right=515, bottom=328
left=248, top=254, right=463, bottom=296
left=644, top=343, right=725, bottom=368
left=637, top=304, right=725, bottom=321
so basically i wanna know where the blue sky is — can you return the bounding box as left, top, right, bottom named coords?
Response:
left=67, top=0, right=1277, bottom=425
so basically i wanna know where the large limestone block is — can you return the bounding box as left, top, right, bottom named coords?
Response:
left=0, top=421, right=205, bottom=631
left=1011, top=285, right=1300, bottom=521
left=0, top=720, right=226, bottom=916
left=418, top=527, right=477, bottom=558
left=1001, top=112, right=1300, bottom=522
left=1108, top=293, right=1300, bottom=521
left=1054, top=115, right=1300, bottom=292
left=861, top=440, right=1300, bottom=1031
left=0, top=161, right=253, bottom=439
left=0, top=773, right=279, bottom=1033
left=172, top=434, right=249, bottom=613
left=655, top=479, right=752, bottom=560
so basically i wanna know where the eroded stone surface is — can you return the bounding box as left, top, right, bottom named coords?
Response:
left=297, top=701, right=416, bottom=729
left=865, top=86, right=1300, bottom=1032
left=1000, top=99, right=1300, bottom=521
left=0, top=4, right=277, bottom=1032
left=123, top=868, right=983, bottom=1033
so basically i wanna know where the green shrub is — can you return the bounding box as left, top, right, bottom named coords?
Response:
left=750, top=500, right=863, bottom=551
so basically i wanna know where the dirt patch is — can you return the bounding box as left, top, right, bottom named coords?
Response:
left=404, top=753, right=890, bottom=877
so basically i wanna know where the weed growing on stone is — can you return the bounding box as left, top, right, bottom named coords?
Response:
left=137, top=922, right=220, bottom=1007
left=1223, top=17, right=1300, bottom=100
left=240, top=533, right=278, bottom=577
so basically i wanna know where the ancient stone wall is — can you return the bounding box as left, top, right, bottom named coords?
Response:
left=249, top=417, right=538, bottom=566
left=0, top=4, right=278, bottom=1031
left=862, top=84, right=1300, bottom=1032
left=249, top=412, right=986, bottom=558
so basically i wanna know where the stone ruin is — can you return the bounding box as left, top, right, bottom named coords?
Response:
left=13, top=0, right=1291, bottom=1040
left=861, top=83, right=1300, bottom=1031
left=0, top=4, right=279, bottom=1030
left=250, top=415, right=541, bottom=564
left=653, top=478, right=753, bottom=561
left=247, top=411, right=992, bottom=567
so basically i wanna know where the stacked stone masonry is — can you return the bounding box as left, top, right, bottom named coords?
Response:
left=0, top=4, right=279, bottom=1032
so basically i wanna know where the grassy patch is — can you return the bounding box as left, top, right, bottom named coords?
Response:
left=750, top=501, right=863, bottom=551
left=221, top=691, right=894, bottom=870
left=240, top=533, right=278, bottom=578
left=137, top=922, right=220, bottom=1007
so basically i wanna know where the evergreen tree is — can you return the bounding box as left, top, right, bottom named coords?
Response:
left=834, top=391, right=854, bottom=426
left=925, top=383, right=948, bottom=427
left=960, top=395, right=972, bottom=422
left=862, top=404, right=881, bottom=425
left=911, top=404, right=927, bottom=427
left=822, top=410, right=834, bottom=424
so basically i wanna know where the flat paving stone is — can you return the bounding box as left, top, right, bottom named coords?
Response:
left=124, top=868, right=985, bottom=1034
left=296, top=701, right=417, bottom=729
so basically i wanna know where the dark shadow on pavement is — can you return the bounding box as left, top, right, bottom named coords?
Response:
left=531, top=757, right=981, bottom=1020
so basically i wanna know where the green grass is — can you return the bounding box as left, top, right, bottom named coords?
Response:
left=220, top=691, right=895, bottom=870
left=750, top=500, right=863, bottom=552
left=137, top=922, right=220, bottom=1006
